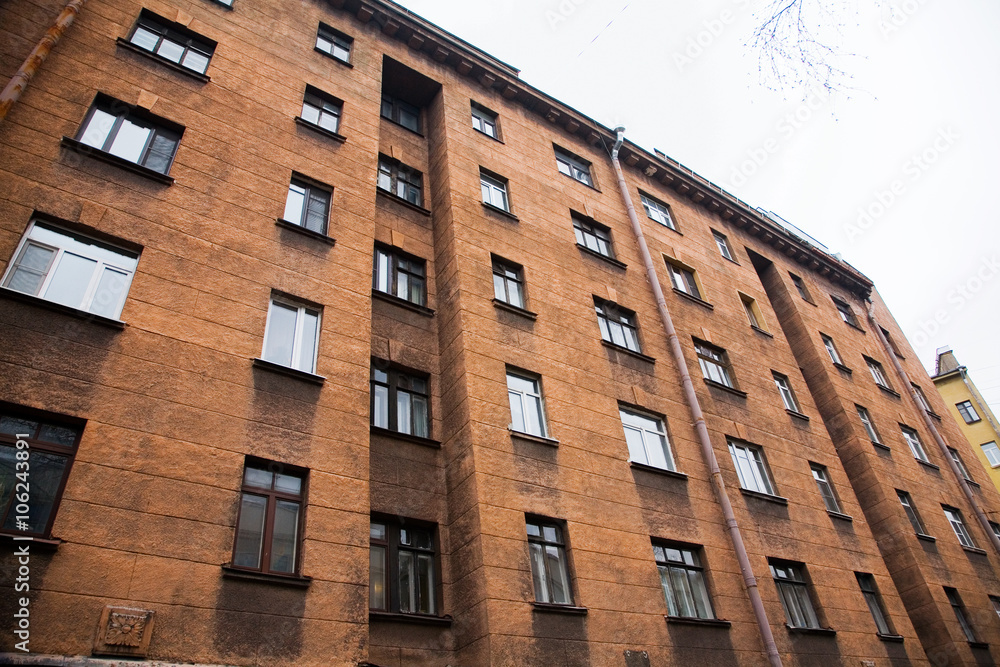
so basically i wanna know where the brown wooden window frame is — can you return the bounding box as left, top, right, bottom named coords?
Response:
left=369, top=515, right=441, bottom=617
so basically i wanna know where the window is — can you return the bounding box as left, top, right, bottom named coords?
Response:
left=554, top=146, right=593, bottom=186
left=377, top=156, right=423, bottom=206
left=639, top=193, right=675, bottom=230
left=0, top=405, right=82, bottom=538
left=299, top=86, right=342, bottom=134
left=653, top=542, right=715, bottom=619
left=856, top=573, right=894, bottom=636
left=471, top=102, right=499, bottom=139
left=856, top=405, right=883, bottom=445
left=370, top=518, right=438, bottom=615
left=261, top=296, right=321, bottom=374
left=865, top=357, right=892, bottom=391
left=506, top=369, right=547, bottom=438
left=595, top=298, right=641, bottom=353
left=991, top=595, right=1000, bottom=622
left=772, top=372, right=801, bottom=412
left=900, top=426, right=929, bottom=463
left=480, top=171, right=510, bottom=211
left=728, top=439, right=775, bottom=495
left=991, top=521, right=1000, bottom=543
left=492, top=256, right=525, bottom=309
left=231, top=460, right=305, bottom=576
left=282, top=177, right=331, bottom=235
left=810, top=464, right=842, bottom=514
left=572, top=214, right=615, bottom=259
left=620, top=407, right=674, bottom=471
left=897, top=490, right=928, bottom=535
left=789, top=272, right=812, bottom=302
left=957, top=401, right=981, bottom=424
left=2, top=220, right=140, bottom=319
left=713, top=231, right=734, bottom=261
left=821, top=334, right=843, bottom=365
left=945, top=587, right=979, bottom=643
left=943, top=506, right=977, bottom=548
left=833, top=296, right=860, bottom=328
left=75, top=95, right=182, bottom=175
left=948, top=447, right=973, bottom=482
left=526, top=518, right=573, bottom=605
left=665, top=259, right=702, bottom=300
left=769, top=560, right=821, bottom=629
left=370, top=363, right=429, bottom=438
left=696, top=340, right=736, bottom=389
left=880, top=326, right=904, bottom=358
left=380, top=94, right=420, bottom=133
left=911, top=384, right=933, bottom=413
left=315, top=23, right=352, bottom=64
left=128, top=11, right=215, bottom=75
left=373, top=245, right=426, bottom=307
left=982, top=442, right=1000, bottom=467
left=740, top=293, right=766, bottom=331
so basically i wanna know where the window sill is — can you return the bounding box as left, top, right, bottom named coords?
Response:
left=876, top=385, right=901, bottom=399
left=482, top=202, right=519, bottom=221
left=916, top=533, right=937, bottom=543
left=786, top=409, right=810, bottom=422
left=208, top=0, right=234, bottom=9
left=61, top=137, right=174, bottom=185
left=380, top=115, right=424, bottom=136
left=532, top=602, right=588, bottom=615
left=672, top=288, right=714, bottom=310
left=963, top=545, right=988, bottom=556
left=251, top=358, right=325, bottom=385
left=751, top=325, right=773, bottom=338
left=602, top=340, right=655, bottom=364
left=827, top=511, right=853, bottom=522
left=0, top=533, right=63, bottom=552
left=369, top=610, right=453, bottom=626
left=474, top=127, right=504, bottom=143
left=844, top=321, right=866, bottom=334
left=877, top=633, right=905, bottom=643
left=872, top=441, right=891, bottom=452
left=115, top=38, right=211, bottom=83
left=221, top=564, right=312, bottom=587
left=665, top=615, right=731, bottom=628
left=630, top=461, right=687, bottom=480
left=966, top=479, right=981, bottom=489
left=576, top=244, right=627, bottom=270
left=740, top=488, right=788, bottom=506
left=313, top=46, right=353, bottom=67
left=703, top=379, right=747, bottom=398
left=0, top=287, right=127, bottom=329
left=493, top=299, right=537, bottom=320
left=376, top=188, right=431, bottom=216
left=509, top=429, right=559, bottom=447
left=294, top=116, right=347, bottom=144
left=833, top=362, right=853, bottom=375
left=276, top=218, right=336, bottom=246
left=925, top=410, right=942, bottom=421
left=370, top=425, right=440, bottom=449
left=969, top=641, right=990, bottom=649
left=916, top=459, right=940, bottom=471
left=372, top=289, right=434, bottom=316
left=786, top=625, right=836, bottom=636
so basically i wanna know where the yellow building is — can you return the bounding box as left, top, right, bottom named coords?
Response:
left=933, top=347, right=1000, bottom=493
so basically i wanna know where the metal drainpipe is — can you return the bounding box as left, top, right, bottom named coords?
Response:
left=865, top=300, right=1000, bottom=556
left=609, top=128, right=783, bottom=667
left=0, top=0, right=87, bottom=123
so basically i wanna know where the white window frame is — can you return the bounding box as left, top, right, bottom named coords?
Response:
left=506, top=370, right=547, bottom=438
left=947, top=447, right=973, bottom=482
left=480, top=172, right=509, bottom=211
left=640, top=193, right=675, bottom=230
left=901, top=426, right=929, bottom=463
left=728, top=439, right=775, bottom=495
left=620, top=407, right=675, bottom=471
left=943, top=506, right=977, bottom=548
left=261, top=296, right=321, bottom=374
left=866, top=357, right=891, bottom=390
left=897, top=490, right=927, bottom=535
left=667, top=261, right=702, bottom=300
left=492, top=256, right=525, bottom=309
left=595, top=298, right=641, bottom=353
left=773, top=372, right=801, bottom=412
left=810, top=464, right=842, bottom=513
left=696, top=341, right=734, bottom=388
left=712, top=231, right=734, bottom=261
left=471, top=103, right=498, bottom=139
left=982, top=441, right=1000, bottom=467
left=572, top=215, right=614, bottom=258
left=2, top=220, right=139, bottom=319
left=856, top=405, right=882, bottom=445
left=821, top=333, right=843, bottom=365
left=300, top=86, right=342, bottom=134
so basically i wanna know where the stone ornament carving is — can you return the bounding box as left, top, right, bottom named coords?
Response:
left=94, top=605, right=155, bottom=657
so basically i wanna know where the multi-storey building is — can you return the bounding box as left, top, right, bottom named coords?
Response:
left=1, top=0, right=999, bottom=665
left=932, top=348, right=1000, bottom=494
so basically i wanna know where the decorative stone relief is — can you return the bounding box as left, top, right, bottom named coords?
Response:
left=94, top=605, right=155, bottom=657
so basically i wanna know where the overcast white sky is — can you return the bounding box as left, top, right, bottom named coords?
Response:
left=392, top=0, right=1000, bottom=415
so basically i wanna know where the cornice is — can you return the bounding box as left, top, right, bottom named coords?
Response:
left=333, top=0, right=875, bottom=299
